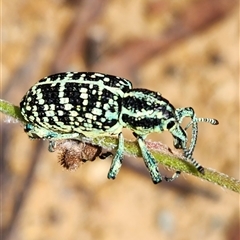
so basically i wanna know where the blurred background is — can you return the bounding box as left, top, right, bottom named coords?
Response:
left=1, top=0, right=239, bottom=240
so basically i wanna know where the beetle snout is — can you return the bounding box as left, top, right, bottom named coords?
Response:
left=169, top=124, right=187, bottom=150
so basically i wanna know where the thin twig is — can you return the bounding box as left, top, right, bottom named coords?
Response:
left=1, top=99, right=239, bottom=193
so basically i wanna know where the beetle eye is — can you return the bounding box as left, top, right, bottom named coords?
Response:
left=166, top=121, right=175, bottom=130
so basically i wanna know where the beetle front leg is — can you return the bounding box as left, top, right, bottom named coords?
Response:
left=164, top=171, right=181, bottom=182
left=133, top=133, right=162, bottom=184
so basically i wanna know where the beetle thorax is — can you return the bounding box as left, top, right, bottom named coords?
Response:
left=120, top=89, right=177, bottom=135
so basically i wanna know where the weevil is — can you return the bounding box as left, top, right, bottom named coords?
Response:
left=20, top=72, right=218, bottom=183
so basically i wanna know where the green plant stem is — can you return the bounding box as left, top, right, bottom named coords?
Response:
left=1, top=99, right=239, bottom=193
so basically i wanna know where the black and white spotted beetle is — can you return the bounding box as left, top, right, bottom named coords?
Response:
left=20, top=72, right=218, bottom=184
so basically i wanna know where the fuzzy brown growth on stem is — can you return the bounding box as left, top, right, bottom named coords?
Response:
left=54, top=140, right=103, bottom=170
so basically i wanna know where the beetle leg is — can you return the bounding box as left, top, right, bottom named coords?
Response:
left=134, top=133, right=162, bottom=184
left=164, top=171, right=181, bottom=182
left=107, top=132, right=124, bottom=180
